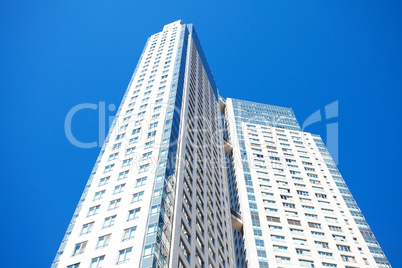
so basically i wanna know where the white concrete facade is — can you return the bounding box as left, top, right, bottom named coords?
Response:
left=53, top=21, right=391, bottom=268
left=53, top=21, right=234, bottom=268
left=223, top=97, right=391, bottom=268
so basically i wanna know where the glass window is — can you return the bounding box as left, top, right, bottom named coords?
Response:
left=122, top=226, right=137, bottom=241
left=90, top=256, right=104, bottom=268
left=103, top=215, right=116, bottom=228
left=80, top=222, right=94, bottom=235
left=127, top=208, right=140, bottom=221
left=117, top=248, right=132, bottom=264
left=72, top=241, right=87, bottom=256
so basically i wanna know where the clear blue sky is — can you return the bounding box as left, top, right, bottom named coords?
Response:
left=1, top=1, right=401, bottom=267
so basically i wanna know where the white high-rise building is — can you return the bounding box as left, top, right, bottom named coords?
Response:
left=53, top=21, right=391, bottom=268
left=53, top=20, right=235, bottom=268
left=221, top=98, right=391, bottom=268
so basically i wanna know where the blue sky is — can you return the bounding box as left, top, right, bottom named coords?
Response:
left=1, top=0, right=401, bottom=267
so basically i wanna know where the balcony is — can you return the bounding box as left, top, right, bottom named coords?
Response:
left=223, top=138, right=233, bottom=155
left=230, top=209, right=243, bottom=232
left=219, top=97, right=226, bottom=114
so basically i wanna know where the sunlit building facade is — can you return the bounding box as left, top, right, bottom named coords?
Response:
left=221, top=97, right=391, bottom=268
left=52, top=20, right=235, bottom=268
left=53, top=21, right=391, bottom=268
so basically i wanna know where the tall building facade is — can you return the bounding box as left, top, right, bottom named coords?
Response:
left=53, top=21, right=391, bottom=268
left=221, top=98, right=391, bottom=268
left=53, top=20, right=235, bottom=268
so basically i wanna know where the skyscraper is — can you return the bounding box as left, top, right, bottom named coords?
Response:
left=53, top=20, right=235, bottom=268
left=221, top=98, right=391, bottom=268
left=53, top=21, right=391, bottom=268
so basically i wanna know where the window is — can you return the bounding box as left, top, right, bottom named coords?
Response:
left=291, top=228, right=304, bottom=235
left=341, top=255, right=356, bottom=263
left=150, top=204, right=160, bottom=215
left=109, top=199, right=121, bottom=210
left=93, top=190, right=105, bottom=200
left=319, top=251, right=333, bottom=259
left=267, top=216, right=280, bottom=223
left=116, top=133, right=125, bottom=140
left=108, top=153, right=118, bottom=161
left=147, top=223, right=158, bottom=235
left=271, top=235, right=285, bottom=241
left=322, top=263, right=337, bottom=267
left=114, top=184, right=125, bottom=194
left=81, top=222, right=94, bottom=235
left=297, top=190, right=309, bottom=196
left=337, top=245, right=351, bottom=252
left=136, top=177, right=147, bottom=187
left=286, top=218, right=301, bottom=226
left=96, top=234, right=111, bottom=249
left=308, top=222, right=322, bottom=229
left=121, top=226, right=137, bottom=242
left=283, top=203, right=295, bottom=208
left=127, top=208, right=141, bottom=221
left=305, top=213, right=318, bottom=219
left=273, top=245, right=287, bottom=252
left=312, top=231, right=325, bottom=237
left=88, top=205, right=100, bottom=216
left=139, top=164, right=150, bottom=173
left=129, top=137, right=138, bottom=144
left=104, top=164, right=114, bottom=173
left=149, top=122, right=158, bottom=128
left=285, top=210, right=298, bottom=217
left=147, top=131, right=156, bottom=138
left=142, top=152, right=152, bottom=160
left=145, top=141, right=154, bottom=149
left=126, top=147, right=135, bottom=155
left=299, top=260, right=314, bottom=267
left=117, top=248, right=132, bottom=264
left=67, top=264, right=80, bottom=268
left=122, top=159, right=132, bottom=167
left=265, top=207, right=278, bottom=213
left=118, top=170, right=129, bottom=180
left=315, top=241, right=329, bottom=249
left=132, top=191, right=144, bottom=202
left=144, top=244, right=154, bottom=257
left=269, top=225, right=283, bottom=232
left=72, top=241, right=87, bottom=256
left=90, top=256, right=104, bottom=268
left=103, top=215, right=116, bottom=228
left=293, top=238, right=307, bottom=245
left=321, top=207, right=334, bottom=213
left=99, top=177, right=110, bottom=186
left=275, top=256, right=291, bottom=263
left=329, top=226, right=342, bottom=232
left=112, top=143, right=121, bottom=150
